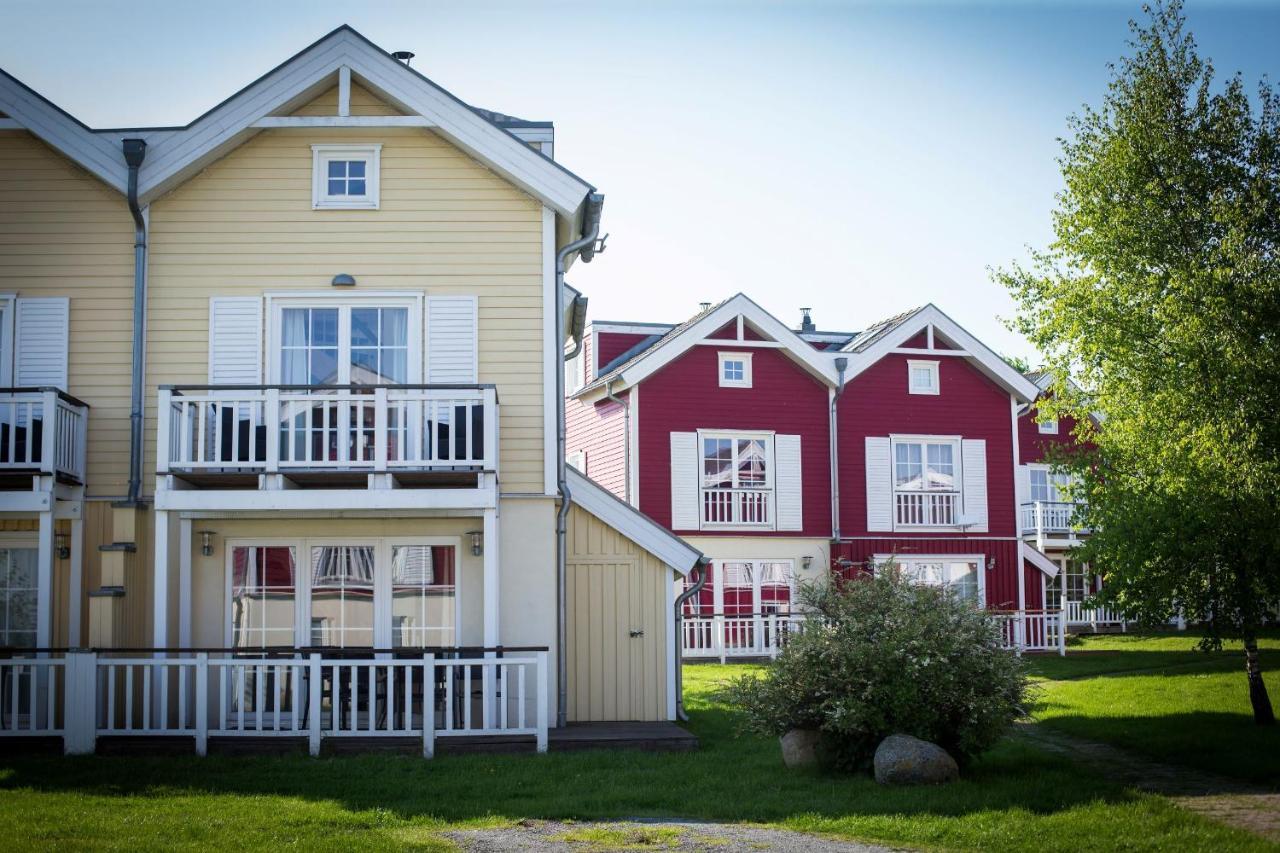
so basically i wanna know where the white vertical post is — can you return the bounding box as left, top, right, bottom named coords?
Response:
left=422, top=653, right=435, bottom=758
left=535, top=650, right=548, bottom=753
left=337, top=65, right=351, bottom=117
left=36, top=509, right=55, bottom=649
left=1057, top=612, right=1066, bottom=657
left=68, top=513, right=84, bottom=647
left=265, top=388, right=280, bottom=473
left=482, top=508, right=499, bottom=647
left=40, top=390, right=57, bottom=477
left=156, top=388, right=172, bottom=473
left=195, top=652, right=209, bottom=755
left=153, top=510, right=170, bottom=649
left=716, top=614, right=726, bottom=665
left=178, top=519, right=193, bottom=648
left=62, top=650, right=98, bottom=755
left=482, top=388, right=498, bottom=470
left=374, top=386, right=388, bottom=472
left=308, top=653, right=321, bottom=757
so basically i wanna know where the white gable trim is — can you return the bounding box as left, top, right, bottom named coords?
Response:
left=1021, top=541, right=1060, bottom=578
left=844, top=304, right=1041, bottom=401
left=567, top=467, right=701, bottom=574
left=598, top=294, right=839, bottom=394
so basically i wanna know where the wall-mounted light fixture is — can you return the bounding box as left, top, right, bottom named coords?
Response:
left=331, top=273, right=356, bottom=287
left=199, top=530, right=216, bottom=557
left=802, top=555, right=813, bottom=570
left=467, top=530, right=483, bottom=557
left=986, top=556, right=997, bottom=572
left=55, top=533, right=70, bottom=560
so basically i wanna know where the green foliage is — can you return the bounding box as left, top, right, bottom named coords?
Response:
left=725, top=569, right=1030, bottom=770
left=994, top=2, right=1280, bottom=650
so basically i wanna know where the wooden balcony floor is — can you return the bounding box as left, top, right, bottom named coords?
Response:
left=169, top=468, right=485, bottom=490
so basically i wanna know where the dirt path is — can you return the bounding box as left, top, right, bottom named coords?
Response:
left=1017, top=722, right=1280, bottom=842
left=443, top=819, right=893, bottom=852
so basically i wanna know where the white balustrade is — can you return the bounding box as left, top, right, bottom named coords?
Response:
left=701, top=488, right=771, bottom=527
left=895, top=491, right=957, bottom=526
left=993, top=610, right=1067, bottom=656
left=1020, top=501, right=1087, bottom=536
left=158, top=385, right=497, bottom=475
left=0, top=389, right=88, bottom=482
left=1063, top=600, right=1125, bottom=627
left=0, top=657, right=63, bottom=735
left=680, top=613, right=810, bottom=661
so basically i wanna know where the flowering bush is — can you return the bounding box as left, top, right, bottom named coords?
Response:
left=726, top=565, right=1030, bottom=770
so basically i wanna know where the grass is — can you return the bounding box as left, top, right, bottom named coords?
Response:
left=0, top=651, right=1271, bottom=852
left=1024, top=630, right=1280, bottom=786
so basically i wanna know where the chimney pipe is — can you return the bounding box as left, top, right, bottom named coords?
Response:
left=800, top=307, right=816, bottom=333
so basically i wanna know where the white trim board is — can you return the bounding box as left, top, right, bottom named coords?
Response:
left=567, top=467, right=701, bottom=574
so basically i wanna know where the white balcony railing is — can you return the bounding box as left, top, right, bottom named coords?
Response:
left=681, top=612, right=810, bottom=661
left=895, top=490, right=957, bottom=526
left=1020, top=501, right=1087, bottom=537
left=0, top=389, right=89, bottom=483
left=993, top=610, right=1067, bottom=655
left=1063, top=600, right=1126, bottom=627
left=701, top=487, right=771, bottom=527
left=158, top=385, right=497, bottom=476
left=1, top=647, right=548, bottom=756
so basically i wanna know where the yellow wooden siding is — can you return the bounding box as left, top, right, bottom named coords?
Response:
left=565, top=503, right=670, bottom=722
left=289, top=83, right=407, bottom=117
left=0, top=132, right=137, bottom=496
left=145, top=125, right=546, bottom=493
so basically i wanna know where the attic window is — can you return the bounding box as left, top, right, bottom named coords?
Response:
left=1038, top=418, right=1059, bottom=435
left=907, top=359, right=939, bottom=395
left=312, top=144, right=381, bottom=209
left=719, top=352, right=752, bottom=388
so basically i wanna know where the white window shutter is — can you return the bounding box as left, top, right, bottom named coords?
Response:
left=961, top=439, right=989, bottom=532
left=865, top=436, right=892, bottom=532
left=670, top=431, right=699, bottom=530
left=208, top=297, right=263, bottom=385
left=427, top=295, right=478, bottom=383
left=775, top=434, right=803, bottom=531
left=15, top=297, right=70, bottom=390
left=1016, top=464, right=1032, bottom=511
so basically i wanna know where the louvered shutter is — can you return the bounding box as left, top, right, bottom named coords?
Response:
left=1016, top=464, right=1032, bottom=513
left=208, top=297, right=263, bottom=385
left=670, top=431, right=699, bottom=530
left=15, top=297, right=70, bottom=390
left=961, top=438, right=988, bottom=532
left=426, top=295, right=478, bottom=383
left=774, top=434, right=803, bottom=531
left=865, top=436, right=892, bottom=532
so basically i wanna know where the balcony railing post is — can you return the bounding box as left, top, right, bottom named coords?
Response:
left=422, top=653, right=435, bottom=758
left=534, top=650, right=548, bottom=754
left=374, top=387, right=388, bottom=472
left=39, top=389, right=57, bottom=476
left=483, top=387, right=498, bottom=470
left=1057, top=611, right=1066, bottom=656
left=156, top=388, right=172, bottom=474
left=194, top=652, right=209, bottom=755
left=265, top=388, right=281, bottom=474
left=307, top=653, right=321, bottom=757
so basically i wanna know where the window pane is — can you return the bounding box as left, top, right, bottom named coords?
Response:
left=230, top=546, right=296, bottom=649
left=310, top=348, right=338, bottom=384
left=383, top=350, right=407, bottom=384
left=311, top=309, right=339, bottom=347
left=381, top=309, right=408, bottom=346
left=347, top=180, right=366, bottom=196
left=350, top=347, right=379, bottom=382
left=736, top=439, right=767, bottom=487
left=947, top=561, right=979, bottom=603
left=702, top=438, right=731, bottom=489
left=327, top=160, right=345, bottom=178
left=328, top=179, right=346, bottom=196
left=310, top=546, right=376, bottom=648
left=282, top=308, right=309, bottom=346
left=351, top=308, right=379, bottom=346
left=347, top=160, right=365, bottom=178
left=391, top=545, right=456, bottom=647
left=282, top=350, right=308, bottom=384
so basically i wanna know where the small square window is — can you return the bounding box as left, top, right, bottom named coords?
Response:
left=312, top=144, right=381, bottom=209
left=1038, top=418, right=1059, bottom=434
left=718, top=352, right=752, bottom=388
left=907, top=359, right=939, bottom=395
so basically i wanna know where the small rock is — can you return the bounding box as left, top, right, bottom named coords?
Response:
left=780, top=728, right=822, bottom=768
left=873, top=734, right=959, bottom=785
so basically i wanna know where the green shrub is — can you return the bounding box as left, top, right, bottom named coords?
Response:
left=725, top=565, right=1031, bottom=770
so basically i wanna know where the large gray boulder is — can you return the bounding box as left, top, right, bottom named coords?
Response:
left=873, top=734, right=959, bottom=785
left=779, top=729, right=822, bottom=768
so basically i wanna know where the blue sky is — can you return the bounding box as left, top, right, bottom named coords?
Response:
left=3, top=1, right=1277, bottom=360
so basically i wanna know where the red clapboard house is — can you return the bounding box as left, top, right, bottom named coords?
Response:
left=566, top=295, right=1065, bottom=658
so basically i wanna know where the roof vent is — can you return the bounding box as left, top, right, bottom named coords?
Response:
left=698, top=302, right=712, bottom=314
left=391, top=51, right=415, bottom=65
left=800, top=307, right=816, bottom=333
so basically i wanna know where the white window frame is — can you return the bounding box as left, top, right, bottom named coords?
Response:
left=874, top=553, right=986, bottom=606
left=0, top=535, right=38, bottom=648
left=0, top=294, right=14, bottom=386
left=1038, top=417, right=1059, bottom=434
left=890, top=434, right=962, bottom=530
left=224, top=536, right=463, bottom=650
left=567, top=450, right=586, bottom=474
left=697, top=429, right=775, bottom=531
left=265, top=292, right=423, bottom=385
left=312, top=144, right=382, bottom=210
left=907, top=359, right=940, bottom=395
left=1028, top=464, right=1072, bottom=504
left=718, top=351, right=753, bottom=388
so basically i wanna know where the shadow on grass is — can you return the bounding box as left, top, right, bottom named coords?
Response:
left=0, top=702, right=1149, bottom=827
left=1023, top=647, right=1277, bottom=681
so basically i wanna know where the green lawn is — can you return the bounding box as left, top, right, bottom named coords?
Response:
left=1025, top=631, right=1280, bottom=786
left=0, top=654, right=1269, bottom=851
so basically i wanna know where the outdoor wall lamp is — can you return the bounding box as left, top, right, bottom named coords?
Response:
left=331, top=273, right=356, bottom=287
left=987, top=557, right=997, bottom=571
left=467, top=530, right=483, bottom=557
left=55, top=533, right=70, bottom=560
left=802, top=555, right=813, bottom=570
left=199, top=530, right=216, bottom=557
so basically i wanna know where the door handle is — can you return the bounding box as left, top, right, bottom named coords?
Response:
left=629, top=629, right=644, bottom=638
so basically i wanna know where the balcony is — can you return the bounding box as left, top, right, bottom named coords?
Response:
left=894, top=490, right=957, bottom=527
left=0, top=388, right=88, bottom=486
left=701, top=487, right=771, bottom=528
left=1020, top=501, right=1088, bottom=542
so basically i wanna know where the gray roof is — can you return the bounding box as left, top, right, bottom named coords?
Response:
left=840, top=306, right=925, bottom=353
left=582, top=295, right=737, bottom=392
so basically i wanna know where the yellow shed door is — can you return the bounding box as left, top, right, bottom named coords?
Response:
left=566, top=558, right=668, bottom=722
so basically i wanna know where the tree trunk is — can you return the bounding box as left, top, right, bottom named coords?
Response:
left=1244, top=636, right=1276, bottom=726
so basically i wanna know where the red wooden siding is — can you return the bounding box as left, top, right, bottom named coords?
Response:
left=565, top=390, right=629, bottom=499
left=595, top=331, right=655, bottom=375
left=1019, top=402, right=1088, bottom=464
left=836, top=353, right=1017, bottom=538
left=831, top=539, right=1030, bottom=610
left=636, top=345, right=832, bottom=537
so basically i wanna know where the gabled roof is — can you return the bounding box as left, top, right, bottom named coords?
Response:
left=577, top=294, right=841, bottom=396
left=841, top=307, right=925, bottom=353
left=567, top=468, right=703, bottom=574
left=1021, top=542, right=1060, bottom=578
left=0, top=26, right=595, bottom=220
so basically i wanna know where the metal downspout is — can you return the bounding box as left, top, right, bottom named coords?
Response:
left=673, top=557, right=710, bottom=722
left=123, top=139, right=148, bottom=504
left=556, top=194, right=605, bottom=728
left=830, top=357, right=848, bottom=542
left=604, top=380, right=630, bottom=504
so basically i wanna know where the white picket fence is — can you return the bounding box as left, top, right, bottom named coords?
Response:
left=993, top=610, right=1067, bottom=656
left=1063, top=600, right=1126, bottom=628
left=1, top=649, right=548, bottom=756
left=681, top=613, right=811, bottom=661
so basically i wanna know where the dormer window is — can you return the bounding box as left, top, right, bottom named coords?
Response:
left=312, top=144, right=381, bottom=209
left=718, top=352, right=752, bottom=388
left=907, top=359, right=939, bottom=395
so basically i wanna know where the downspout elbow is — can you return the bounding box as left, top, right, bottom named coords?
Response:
left=123, top=139, right=148, bottom=504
